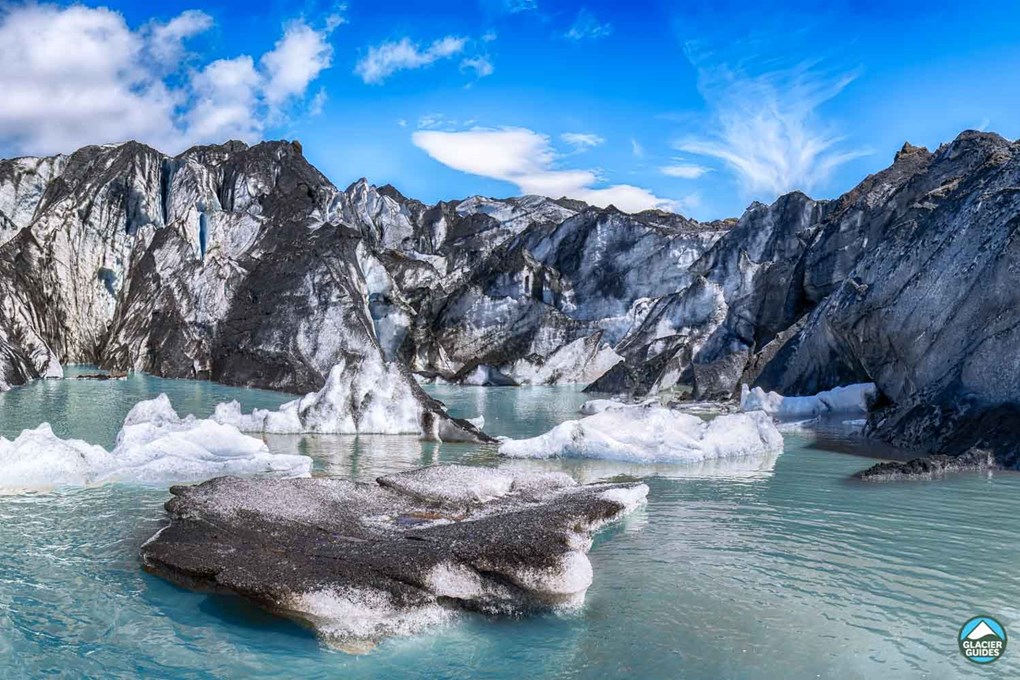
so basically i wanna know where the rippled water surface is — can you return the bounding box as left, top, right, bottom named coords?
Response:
left=1, top=373, right=1018, bottom=678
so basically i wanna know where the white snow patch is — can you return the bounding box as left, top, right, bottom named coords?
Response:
left=288, top=586, right=452, bottom=647
left=598, top=485, right=649, bottom=513
left=427, top=562, right=487, bottom=600
left=579, top=398, right=658, bottom=416
left=377, top=465, right=576, bottom=505
left=498, top=408, right=783, bottom=464
left=740, top=383, right=876, bottom=419
left=509, top=550, right=593, bottom=602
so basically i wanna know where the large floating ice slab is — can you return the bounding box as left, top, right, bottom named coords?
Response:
left=740, top=383, right=877, bottom=419
left=0, top=394, right=311, bottom=489
left=498, top=406, right=783, bottom=463
left=141, top=465, right=647, bottom=650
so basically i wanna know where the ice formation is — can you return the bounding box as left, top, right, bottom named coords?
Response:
left=578, top=398, right=658, bottom=415
left=0, top=394, right=311, bottom=489
left=213, top=357, right=486, bottom=442
left=740, top=383, right=877, bottom=419
left=141, top=466, right=648, bottom=649
left=498, top=407, right=783, bottom=463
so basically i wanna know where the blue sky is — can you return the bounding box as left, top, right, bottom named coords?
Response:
left=0, top=1, right=1018, bottom=218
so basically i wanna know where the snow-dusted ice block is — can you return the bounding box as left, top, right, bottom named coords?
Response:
left=740, top=383, right=877, bottom=419
left=0, top=394, right=311, bottom=490
left=105, top=395, right=312, bottom=484
left=578, top=398, right=657, bottom=415
left=499, top=407, right=783, bottom=463
left=214, top=357, right=489, bottom=443
left=377, top=465, right=577, bottom=505
left=141, top=466, right=648, bottom=650
left=215, top=358, right=423, bottom=435
left=0, top=424, right=112, bottom=487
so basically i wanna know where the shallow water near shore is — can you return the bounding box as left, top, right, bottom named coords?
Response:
left=1, top=373, right=1018, bottom=678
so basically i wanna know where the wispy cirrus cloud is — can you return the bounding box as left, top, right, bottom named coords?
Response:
left=660, top=163, right=711, bottom=179
left=354, top=36, right=466, bottom=84
left=565, top=9, right=612, bottom=41
left=461, top=55, right=494, bottom=79
left=412, top=126, right=679, bottom=213
left=505, top=0, right=537, bottom=13
left=560, top=132, right=604, bottom=150
left=677, top=51, right=868, bottom=198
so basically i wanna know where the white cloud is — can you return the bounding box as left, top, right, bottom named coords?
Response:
left=506, top=0, right=537, bottom=13
left=660, top=164, right=711, bottom=179
left=261, top=21, right=334, bottom=106
left=412, top=127, right=676, bottom=213
left=308, top=88, right=328, bottom=116
left=418, top=114, right=447, bottom=130
left=631, top=138, right=645, bottom=157
left=0, top=5, right=178, bottom=155
left=565, top=9, right=612, bottom=41
left=561, top=132, right=604, bottom=150
left=147, top=9, right=213, bottom=64
left=355, top=36, right=466, bottom=84
left=0, top=5, right=337, bottom=156
left=677, top=57, right=868, bottom=198
left=325, top=4, right=348, bottom=31
left=185, top=56, right=262, bottom=143
left=461, top=56, right=494, bottom=79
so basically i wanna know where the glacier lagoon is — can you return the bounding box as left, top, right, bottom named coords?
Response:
left=1, top=372, right=1018, bottom=678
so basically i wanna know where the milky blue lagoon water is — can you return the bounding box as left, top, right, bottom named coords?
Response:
left=1, top=372, right=1018, bottom=678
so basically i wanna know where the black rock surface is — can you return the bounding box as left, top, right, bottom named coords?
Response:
left=854, top=449, right=997, bottom=481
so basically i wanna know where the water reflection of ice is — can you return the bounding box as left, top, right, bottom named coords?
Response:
left=499, top=449, right=781, bottom=483
left=263, top=432, right=780, bottom=485
left=264, top=434, right=443, bottom=482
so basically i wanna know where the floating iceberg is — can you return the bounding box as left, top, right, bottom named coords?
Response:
left=0, top=425, right=111, bottom=487
left=578, top=398, right=658, bottom=416
left=105, top=395, right=312, bottom=484
left=740, top=383, right=877, bottom=419
left=0, top=394, right=311, bottom=489
left=498, top=407, right=783, bottom=463
left=141, top=465, right=648, bottom=650
left=214, top=357, right=486, bottom=442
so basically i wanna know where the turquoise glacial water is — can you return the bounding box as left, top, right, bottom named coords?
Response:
left=1, top=373, right=1019, bottom=678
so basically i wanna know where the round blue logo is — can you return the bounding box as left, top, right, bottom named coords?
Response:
left=959, top=616, right=1007, bottom=664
